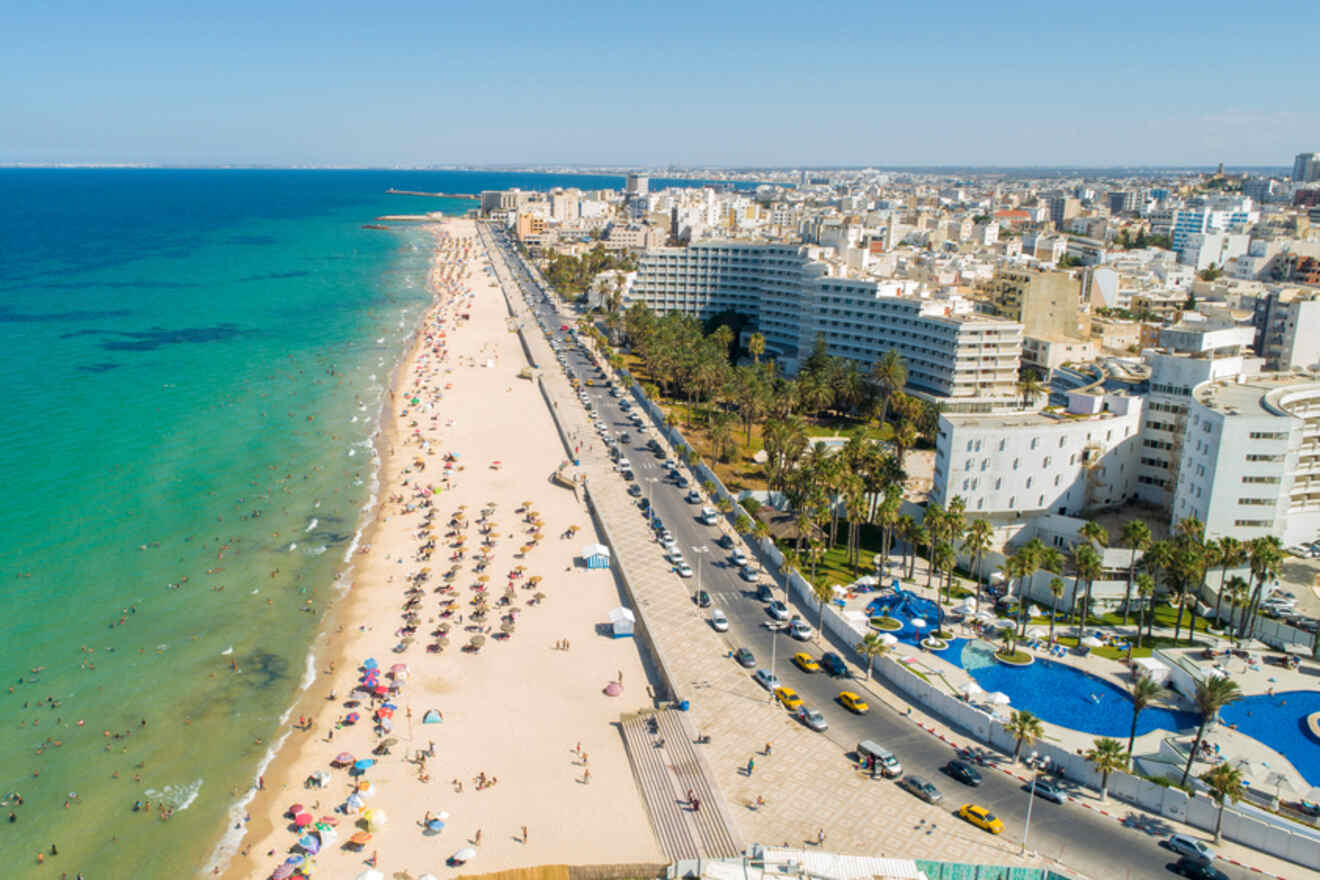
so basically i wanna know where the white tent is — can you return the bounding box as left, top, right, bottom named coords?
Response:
left=1132, top=656, right=1171, bottom=685
left=608, top=606, right=635, bottom=638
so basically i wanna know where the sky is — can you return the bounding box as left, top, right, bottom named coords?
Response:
left=2, top=0, right=1316, bottom=168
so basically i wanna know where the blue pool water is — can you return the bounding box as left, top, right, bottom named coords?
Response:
left=866, top=589, right=942, bottom=639
left=1219, top=692, right=1320, bottom=787
left=942, top=638, right=1200, bottom=738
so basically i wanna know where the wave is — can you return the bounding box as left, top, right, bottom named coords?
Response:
left=307, top=545, right=327, bottom=556
left=201, top=729, right=291, bottom=876
left=145, top=777, right=202, bottom=811
left=304, top=518, right=318, bottom=533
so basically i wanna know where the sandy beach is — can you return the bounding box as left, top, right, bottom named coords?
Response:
left=219, top=218, right=661, bottom=879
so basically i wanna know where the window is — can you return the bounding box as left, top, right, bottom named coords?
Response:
left=1038, top=494, right=1045, bottom=506
left=1030, top=437, right=1039, bottom=450
left=1054, top=474, right=1061, bottom=486
left=1237, top=497, right=1274, bottom=506
left=994, top=478, right=1002, bottom=490
left=1242, top=475, right=1280, bottom=484
left=1246, top=453, right=1284, bottom=463
left=1026, top=477, right=1033, bottom=489
left=1234, top=519, right=1273, bottom=528
left=1058, top=436, right=1066, bottom=448
left=1013, top=458, right=1020, bottom=470
left=998, top=438, right=1006, bottom=451
left=1008, top=496, right=1016, bottom=509
left=1248, top=431, right=1287, bottom=440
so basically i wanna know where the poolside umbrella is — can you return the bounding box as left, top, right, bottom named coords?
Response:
left=986, top=691, right=1011, bottom=705
left=878, top=633, right=899, bottom=647
left=1080, top=636, right=1103, bottom=648
left=959, top=680, right=985, bottom=697
left=334, top=752, right=354, bottom=765
left=1266, top=771, right=1294, bottom=799
left=294, top=812, right=313, bottom=827
left=910, top=618, right=927, bottom=630
left=1027, top=627, right=1046, bottom=639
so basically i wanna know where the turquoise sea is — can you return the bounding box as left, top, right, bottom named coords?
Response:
left=0, top=169, right=730, bottom=877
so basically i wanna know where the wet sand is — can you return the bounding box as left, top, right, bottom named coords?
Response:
left=218, top=218, right=660, bottom=879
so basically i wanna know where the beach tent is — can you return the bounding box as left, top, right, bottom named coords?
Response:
left=422, top=708, right=443, bottom=724
left=608, top=606, right=636, bottom=638
left=581, top=543, right=611, bottom=569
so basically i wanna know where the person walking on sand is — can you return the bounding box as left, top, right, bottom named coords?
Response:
left=764, top=742, right=772, bottom=756
left=474, top=828, right=482, bottom=845
left=521, top=824, right=528, bottom=843
left=746, top=757, right=755, bottom=776
left=816, top=828, right=825, bottom=846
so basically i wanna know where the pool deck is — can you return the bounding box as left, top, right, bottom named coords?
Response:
left=837, top=557, right=1320, bottom=799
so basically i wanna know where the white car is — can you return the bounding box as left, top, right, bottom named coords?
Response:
left=789, top=617, right=813, bottom=640
left=710, top=609, right=729, bottom=632
left=752, top=668, right=780, bottom=691
left=665, top=548, right=684, bottom=565
left=731, top=549, right=747, bottom=566
left=676, top=563, right=694, bottom=578
left=617, top=458, right=631, bottom=471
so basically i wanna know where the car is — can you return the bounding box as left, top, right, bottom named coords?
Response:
left=734, top=647, right=756, bottom=668
left=837, top=691, right=870, bottom=714
left=944, top=760, right=983, bottom=786
left=898, top=775, right=943, bottom=804
left=754, top=583, right=774, bottom=602
left=699, top=508, right=719, bottom=525
left=767, top=600, right=790, bottom=621
left=621, top=469, right=634, bottom=481
left=620, top=431, right=631, bottom=443
left=958, top=803, right=1003, bottom=834
left=1165, top=835, right=1215, bottom=866
left=731, top=549, right=747, bottom=566
left=661, top=537, right=677, bottom=552
left=741, top=565, right=760, bottom=583
left=789, top=618, right=813, bottom=640
left=795, top=706, right=828, bottom=731
left=665, top=548, right=683, bottom=565
left=695, top=589, right=710, bottom=606
left=617, top=458, right=631, bottom=471
left=1030, top=778, right=1065, bottom=803
left=675, top=476, right=689, bottom=488
left=639, top=497, right=650, bottom=511
left=677, top=563, right=695, bottom=579
left=792, top=652, right=820, bottom=673
left=819, top=652, right=848, bottom=677
left=710, top=609, right=729, bottom=632
left=685, top=490, right=702, bottom=504
left=715, top=534, right=734, bottom=550
left=752, top=668, right=780, bottom=691
left=1170, top=857, right=1229, bottom=880
left=773, top=686, right=804, bottom=711
left=628, top=484, right=642, bottom=497
left=660, top=529, right=674, bottom=544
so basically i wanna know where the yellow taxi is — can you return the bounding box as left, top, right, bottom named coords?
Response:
left=773, top=686, right=803, bottom=711
left=958, top=803, right=1004, bottom=834
left=792, top=652, right=820, bottom=673
left=837, top=691, right=870, bottom=714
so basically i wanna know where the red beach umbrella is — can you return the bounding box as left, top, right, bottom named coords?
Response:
left=294, top=812, right=313, bottom=827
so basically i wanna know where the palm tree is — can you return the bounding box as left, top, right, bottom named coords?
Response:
left=1126, top=676, right=1162, bottom=764
left=1180, top=677, right=1242, bottom=785
left=748, top=331, right=766, bottom=365
left=1085, top=737, right=1127, bottom=801
left=1006, top=548, right=1040, bottom=638
left=908, top=524, right=929, bottom=582
left=922, top=503, right=945, bottom=591
left=1017, top=370, right=1046, bottom=407
left=1200, top=763, right=1245, bottom=844
left=1242, top=536, right=1283, bottom=640
left=735, top=513, right=753, bottom=535
left=1211, top=537, right=1244, bottom=628
left=1047, top=576, right=1065, bottom=646
left=1005, top=710, right=1045, bottom=762
left=1220, top=575, right=1248, bottom=634
left=962, top=518, right=994, bottom=613
left=1119, top=519, right=1151, bottom=625
left=1135, top=573, right=1156, bottom=648
left=1072, top=543, right=1103, bottom=631
left=855, top=632, right=890, bottom=681
left=869, top=349, right=907, bottom=425
left=811, top=577, right=834, bottom=637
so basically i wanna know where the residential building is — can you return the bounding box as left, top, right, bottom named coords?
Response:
left=1049, top=196, right=1081, bottom=226
left=1022, top=335, right=1097, bottom=373
left=931, top=390, right=1143, bottom=517
left=1178, top=232, right=1249, bottom=272
left=1293, top=152, right=1320, bottom=183
left=1091, top=317, right=1141, bottom=352
left=1173, top=374, right=1320, bottom=544
left=1252, top=288, right=1320, bottom=371
left=1107, top=190, right=1137, bottom=214
left=987, top=267, right=1088, bottom=340
left=627, top=242, right=1023, bottom=407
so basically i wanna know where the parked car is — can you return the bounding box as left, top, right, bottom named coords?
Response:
left=740, top=565, right=760, bottom=583
left=628, top=484, right=642, bottom=497
left=958, top=804, right=1003, bottom=834
left=617, top=457, right=631, bottom=471
left=754, top=583, right=775, bottom=602
left=734, top=647, right=756, bottom=668
left=898, top=775, right=943, bottom=804
left=819, top=652, right=849, bottom=677
left=792, top=652, right=820, bottom=673
left=837, top=691, right=869, bottom=714
left=944, top=760, right=983, bottom=786
left=685, top=490, right=702, bottom=504
left=752, top=668, right=780, bottom=690
left=677, top=563, right=695, bottom=579
left=1030, top=778, right=1065, bottom=803
left=731, top=549, right=747, bottom=566
left=795, top=706, right=828, bottom=732
left=789, top=618, right=813, bottom=640
left=715, top=534, right=734, bottom=550
left=1165, top=835, right=1215, bottom=866
left=767, top=600, right=790, bottom=621
left=695, top=589, right=710, bottom=606
left=1169, top=857, right=1229, bottom=880
left=710, top=609, right=729, bottom=631
left=773, top=686, right=803, bottom=711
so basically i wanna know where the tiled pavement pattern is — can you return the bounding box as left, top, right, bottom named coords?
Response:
left=481, top=232, right=1042, bottom=874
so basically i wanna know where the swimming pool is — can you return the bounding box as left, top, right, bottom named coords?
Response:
left=1219, top=691, right=1320, bottom=787
left=942, top=638, right=1200, bottom=738
left=866, top=589, right=942, bottom=639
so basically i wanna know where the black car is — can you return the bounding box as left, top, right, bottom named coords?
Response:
left=1170, top=858, right=1228, bottom=880
left=734, top=648, right=756, bottom=668
left=628, top=484, right=642, bottom=497
left=1030, top=778, right=1065, bottom=803
left=755, top=584, right=775, bottom=602
left=944, top=760, right=983, bottom=786
left=696, top=590, right=711, bottom=608
left=715, top=534, right=734, bottom=550
left=819, top=652, right=849, bottom=677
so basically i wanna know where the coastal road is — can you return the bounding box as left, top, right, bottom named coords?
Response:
left=485, top=228, right=1267, bottom=880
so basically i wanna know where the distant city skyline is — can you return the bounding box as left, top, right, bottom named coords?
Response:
left=3, top=1, right=1315, bottom=168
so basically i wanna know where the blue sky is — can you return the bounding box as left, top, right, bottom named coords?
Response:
left=1, top=1, right=1314, bottom=167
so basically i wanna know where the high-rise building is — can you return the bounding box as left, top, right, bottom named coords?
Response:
left=625, top=174, right=649, bottom=197
left=1107, top=191, right=1137, bottom=214
left=1292, top=152, right=1320, bottom=183
left=1252, top=289, right=1320, bottom=371
left=987, top=267, right=1088, bottom=340
left=1048, top=196, right=1081, bottom=226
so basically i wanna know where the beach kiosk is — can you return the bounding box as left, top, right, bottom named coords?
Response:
left=609, top=606, right=636, bottom=638
left=581, top=543, right=611, bottom=569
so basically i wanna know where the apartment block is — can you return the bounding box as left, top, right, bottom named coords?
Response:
left=987, top=267, right=1088, bottom=340
left=1252, top=289, right=1320, bottom=371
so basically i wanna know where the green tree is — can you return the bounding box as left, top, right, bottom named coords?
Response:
left=855, top=632, right=890, bottom=681
left=1006, top=710, right=1045, bottom=762
left=869, top=349, right=907, bottom=425
left=1180, top=677, right=1242, bottom=785
left=1126, top=676, right=1162, bottom=764
left=1200, top=763, right=1245, bottom=844
left=962, top=518, right=995, bottom=615
left=1072, top=543, right=1103, bottom=630
left=1119, top=519, right=1152, bottom=625
left=735, top=513, right=753, bottom=535
left=1085, top=737, right=1128, bottom=801
left=1241, top=536, right=1283, bottom=640
left=1047, top=576, right=1066, bottom=646
left=1134, top=572, right=1156, bottom=648
left=1211, top=537, right=1245, bottom=628
left=747, top=331, right=766, bottom=364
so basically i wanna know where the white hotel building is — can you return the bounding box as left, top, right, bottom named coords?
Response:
left=627, top=242, right=1023, bottom=409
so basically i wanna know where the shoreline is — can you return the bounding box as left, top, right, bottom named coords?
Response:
left=210, top=224, right=448, bottom=878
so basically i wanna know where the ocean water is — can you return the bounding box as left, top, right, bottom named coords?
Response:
left=0, top=168, right=702, bottom=877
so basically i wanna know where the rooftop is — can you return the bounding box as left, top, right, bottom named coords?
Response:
left=1194, top=373, right=1320, bottom=416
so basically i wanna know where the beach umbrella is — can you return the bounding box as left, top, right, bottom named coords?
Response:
left=376, top=706, right=395, bottom=719
left=354, top=758, right=375, bottom=771
left=986, top=691, right=1011, bottom=705
left=318, top=815, right=339, bottom=826
left=272, top=864, right=297, bottom=880
left=419, top=875, right=439, bottom=880
left=451, top=846, right=477, bottom=864
left=427, top=817, right=446, bottom=832
left=310, top=770, right=331, bottom=787
left=344, top=713, right=361, bottom=725
left=959, top=680, right=985, bottom=697
left=363, top=658, right=378, bottom=670
left=362, top=807, right=388, bottom=831
left=470, top=634, right=486, bottom=648
left=345, top=793, right=364, bottom=811
left=288, top=803, right=305, bottom=816
left=1080, top=636, right=1103, bottom=648
left=605, top=681, right=623, bottom=696
left=349, top=831, right=373, bottom=846
left=334, top=752, right=354, bottom=765
left=378, top=736, right=399, bottom=748
left=294, top=812, right=313, bottom=827
left=355, top=870, right=384, bottom=880
left=298, top=834, right=321, bottom=853
left=285, top=854, right=306, bottom=866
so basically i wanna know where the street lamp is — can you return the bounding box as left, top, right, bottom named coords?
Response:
left=1021, top=750, right=1039, bottom=857
left=692, top=545, right=708, bottom=599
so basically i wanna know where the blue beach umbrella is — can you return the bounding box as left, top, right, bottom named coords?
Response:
left=353, top=758, right=375, bottom=771
left=298, top=834, right=321, bottom=853
left=427, top=818, right=445, bottom=832
left=362, top=658, right=378, bottom=669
